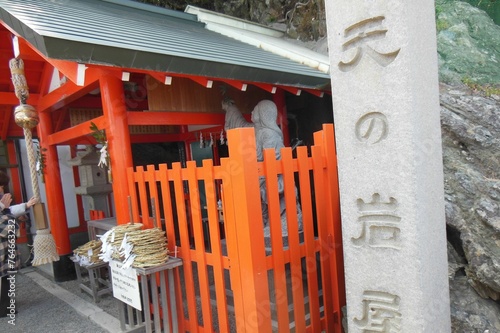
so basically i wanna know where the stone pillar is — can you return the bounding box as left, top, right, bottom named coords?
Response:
left=325, top=1, right=451, bottom=332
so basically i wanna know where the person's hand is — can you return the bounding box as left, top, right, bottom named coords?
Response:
left=1, top=193, right=12, bottom=209
left=26, top=196, right=39, bottom=209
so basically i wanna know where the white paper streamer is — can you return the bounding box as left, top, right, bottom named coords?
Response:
left=98, top=143, right=108, bottom=168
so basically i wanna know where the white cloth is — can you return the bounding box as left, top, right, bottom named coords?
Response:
left=0, top=202, right=27, bottom=218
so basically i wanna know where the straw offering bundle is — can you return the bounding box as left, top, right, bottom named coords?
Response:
left=72, top=240, right=103, bottom=266
left=99, top=223, right=143, bottom=263
left=119, top=228, right=169, bottom=268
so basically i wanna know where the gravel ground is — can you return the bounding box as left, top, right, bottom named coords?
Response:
left=0, top=267, right=117, bottom=333
left=55, top=266, right=121, bottom=319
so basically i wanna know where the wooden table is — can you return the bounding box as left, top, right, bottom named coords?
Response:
left=74, top=261, right=112, bottom=303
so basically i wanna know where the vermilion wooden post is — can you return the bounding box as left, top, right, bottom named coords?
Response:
left=273, top=89, right=290, bottom=147
left=314, top=124, right=346, bottom=331
left=323, top=125, right=346, bottom=307
left=37, top=110, right=71, bottom=254
left=6, top=140, right=22, bottom=201
left=7, top=140, right=27, bottom=244
left=226, top=128, right=272, bottom=333
left=99, top=73, right=133, bottom=224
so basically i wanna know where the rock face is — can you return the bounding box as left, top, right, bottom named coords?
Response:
left=141, top=0, right=328, bottom=41
left=436, top=0, right=500, bottom=85
left=441, top=84, right=500, bottom=332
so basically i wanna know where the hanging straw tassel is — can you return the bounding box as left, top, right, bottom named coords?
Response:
left=30, top=200, right=59, bottom=266
left=10, top=57, right=59, bottom=266
left=32, top=229, right=59, bottom=265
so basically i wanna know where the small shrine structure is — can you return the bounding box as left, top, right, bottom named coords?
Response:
left=0, top=1, right=345, bottom=331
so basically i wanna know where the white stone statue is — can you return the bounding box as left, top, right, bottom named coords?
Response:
left=251, top=100, right=303, bottom=238
left=222, top=98, right=304, bottom=239
left=221, top=98, right=253, bottom=131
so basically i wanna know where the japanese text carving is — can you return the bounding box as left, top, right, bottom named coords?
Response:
left=352, top=193, right=402, bottom=249
left=355, top=112, right=388, bottom=144
left=339, top=16, right=400, bottom=71
left=354, top=290, right=402, bottom=332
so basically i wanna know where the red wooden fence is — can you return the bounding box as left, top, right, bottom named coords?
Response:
left=126, top=124, right=345, bottom=332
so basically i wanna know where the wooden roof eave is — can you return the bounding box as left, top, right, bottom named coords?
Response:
left=11, top=30, right=331, bottom=91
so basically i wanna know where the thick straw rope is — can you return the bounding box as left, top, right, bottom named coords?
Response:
left=72, top=240, right=103, bottom=266
left=9, top=58, right=29, bottom=104
left=122, top=228, right=169, bottom=268
left=9, top=56, right=59, bottom=265
left=23, top=128, right=40, bottom=198
left=99, top=223, right=143, bottom=262
left=99, top=224, right=169, bottom=268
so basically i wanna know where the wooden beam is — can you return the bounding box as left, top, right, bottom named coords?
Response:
left=130, top=133, right=191, bottom=143
left=57, top=137, right=98, bottom=146
left=251, top=82, right=277, bottom=94
left=128, top=111, right=225, bottom=126
left=5, top=127, right=25, bottom=138
left=189, top=76, right=213, bottom=88
left=36, top=80, right=99, bottom=113
left=15, top=37, right=43, bottom=60
left=279, top=86, right=302, bottom=96
left=220, top=79, right=247, bottom=91
left=0, top=92, right=39, bottom=106
left=0, top=106, right=11, bottom=141
left=134, top=71, right=174, bottom=87
left=44, top=59, right=105, bottom=87
left=39, top=61, right=56, bottom=96
left=16, top=37, right=45, bottom=61
left=303, top=88, right=325, bottom=97
left=46, top=115, right=107, bottom=146
left=66, top=95, right=103, bottom=109
left=53, top=108, right=68, bottom=132
left=16, top=38, right=107, bottom=97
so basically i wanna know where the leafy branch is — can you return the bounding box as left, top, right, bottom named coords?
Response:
left=90, top=122, right=106, bottom=146
left=90, top=122, right=110, bottom=169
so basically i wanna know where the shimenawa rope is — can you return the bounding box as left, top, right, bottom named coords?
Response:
left=9, top=57, right=59, bottom=266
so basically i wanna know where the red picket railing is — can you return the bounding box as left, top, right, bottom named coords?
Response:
left=126, top=124, right=345, bottom=332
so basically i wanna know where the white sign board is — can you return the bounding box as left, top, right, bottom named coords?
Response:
left=110, top=260, right=142, bottom=311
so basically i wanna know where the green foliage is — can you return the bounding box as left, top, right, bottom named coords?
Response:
left=436, top=3, right=444, bottom=17
left=464, top=0, right=500, bottom=25
left=436, top=19, right=450, bottom=31
left=462, top=76, right=500, bottom=96
left=90, top=122, right=107, bottom=146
